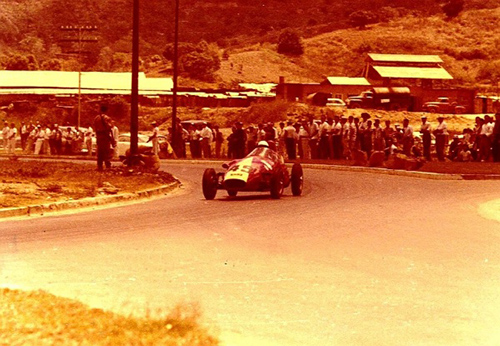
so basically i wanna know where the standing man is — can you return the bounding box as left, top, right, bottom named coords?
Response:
left=420, top=115, right=432, bottom=161
left=283, top=120, right=298, bottom=160
left=434, top=115, right=448, bottom=161
left=20, top=122, right=29, bottom=152
left=402, top=118, right=414, bottom=156
left=233, top=121, right=247, bottom=158
left=7, top=122, right=17, bottom=155
left=2, top=121, right=10, bottom=152
left=93, top=104, right=115, bottom=171
left=199, top=122, right=213, bottom=158
left=148, top=121, right=160, bottom=156
left=84, top=125, right=94, bottom=156
left=213, top=124, right=224, bottom=158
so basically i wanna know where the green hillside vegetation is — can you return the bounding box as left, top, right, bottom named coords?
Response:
left=218, top=7, right=500, bottom=90
left=0, top=1, right=499, bottom=89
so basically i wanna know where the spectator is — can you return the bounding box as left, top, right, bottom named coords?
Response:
left=246, top=126, right=257, bottom=153
left=213, top=124, right=224, bottom=158
left=199, top=122, right=213, bottom=158
left=20, top=121, right=29, bottom=151
left=189, top=124, right=201, bottom=158
left=233, top=121, right=246, bottom=158
left=420, top=116, right=432, bottom=161
left=84, top=125, right=94, bottom=156
left=93, top=104, right=115, bottom=171
left=358, top=113, right=370, bottom=153
left=298, top=120, right=310, bottom=160
left=318, top=117, right=332, bottom=159
left=373, top=119, right=384, bottom=152
left=51, top=124, right=63, bottom=155
left=383, top=119, right=394, bottom=148
left=2, top=121, right=10, bottom=152
left=402, top=118, right=414, bottom=156
left=331, top=115, right=343, bottom=159
left=492, top=113, right=500, bottom=162
left=479, top=115, right=493, bottom=162
left=363, top=119, right=373, bottom=158
left=434, top=116, right=448, bottom=161
left=282, top=120, right=298, bottom=160
left=7, top=122, right=17, bottom=154
left=148, top=121, right=160, bottom=156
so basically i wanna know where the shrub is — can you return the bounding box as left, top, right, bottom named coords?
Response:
left=442, top=0, right=464, bottom=19
left=277, top=29, right=304, bottom=56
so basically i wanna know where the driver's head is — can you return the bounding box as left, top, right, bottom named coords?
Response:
left=257, top=140, right=269, bottom=148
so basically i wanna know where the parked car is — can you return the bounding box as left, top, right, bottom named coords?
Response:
left=325, top=98, right=347, bottom=110
left=422, top=97, right=466, bottom=114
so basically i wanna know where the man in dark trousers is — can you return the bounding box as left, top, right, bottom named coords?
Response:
left=93, top=104, right=115, bottom=171
left=233, top=121, right=247, bottom=158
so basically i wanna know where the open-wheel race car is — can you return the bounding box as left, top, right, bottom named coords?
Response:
left=202, top=141, right=304, bottom=200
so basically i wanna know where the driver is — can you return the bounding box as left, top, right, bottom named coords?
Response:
left=257, top=140, right=269, bottom=148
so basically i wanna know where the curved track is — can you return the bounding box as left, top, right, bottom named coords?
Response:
left=1, top=163, right=500, bottom=346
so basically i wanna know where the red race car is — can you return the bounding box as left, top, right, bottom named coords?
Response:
left=202, top=141, right=304, bottom=200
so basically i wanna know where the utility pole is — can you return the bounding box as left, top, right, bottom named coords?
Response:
left=130, top=0, right=140, bottom=158
left=171, top=0, right=180, bottom=155
left=59, top=25, right=98, bottom=128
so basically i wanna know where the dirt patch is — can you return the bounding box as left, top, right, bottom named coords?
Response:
left=0, top=159, right=177, bottom=209
left=0, top=288, right=218, bottom=346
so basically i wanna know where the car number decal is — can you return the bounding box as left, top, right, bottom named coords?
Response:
left=225, top=157, right=253, bottom=182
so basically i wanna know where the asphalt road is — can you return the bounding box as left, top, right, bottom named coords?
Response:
left=1, top=163, right=500, bottom=346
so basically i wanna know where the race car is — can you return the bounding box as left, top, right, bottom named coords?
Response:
left=202, top=141, right=303, bottom=200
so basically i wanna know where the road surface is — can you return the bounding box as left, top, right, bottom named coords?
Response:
left=1, top=163, right=500, bottom=346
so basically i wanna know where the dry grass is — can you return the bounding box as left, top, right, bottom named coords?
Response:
left=0, top=160, right=177, bottom=208
left=213, top=8, right=500, bottom=87
left=0, top=288, right=218, bottom=346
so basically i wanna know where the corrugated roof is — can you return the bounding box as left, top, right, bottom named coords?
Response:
left=372, top=66, right=453, bottom=80
left=326, top=77, right=371, bottom=86
left=368, top=53, right=443, bottom=64
left=0, top=70, right=173, bottom=93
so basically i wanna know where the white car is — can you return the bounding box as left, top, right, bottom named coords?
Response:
left=326, top=98, right=347, bottom=109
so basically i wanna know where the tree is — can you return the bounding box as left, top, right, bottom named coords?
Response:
left=41, top=59, right=62, bottom=71
left=348, top=10, right=378, bottom=29
left=164, top=41, right=220, bottom=81
left=5, top=54, right=38, bottom=70
left=277, top=29, right=304, bottom=56
left=442, top=0, right=464, bottom=18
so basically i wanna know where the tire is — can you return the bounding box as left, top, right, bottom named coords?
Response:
left=202, top=168, right=218, bottom=200
left=227, top=190, right=237, bottom=197
left=270, top=172, right=284, bottom=199
left=291, top=163, right=303, bottom=196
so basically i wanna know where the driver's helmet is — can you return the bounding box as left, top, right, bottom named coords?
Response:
left=257, top=140, right=269, bottom=148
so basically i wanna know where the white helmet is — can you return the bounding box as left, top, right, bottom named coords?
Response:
left=257, top=140, right=269, bottom=148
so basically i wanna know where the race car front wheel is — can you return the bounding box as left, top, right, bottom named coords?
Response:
left=202, top=168, right=218, bottom=200
left=291, top=163, right=303, bottom=196
left=270, top=172, right=284, bottom=199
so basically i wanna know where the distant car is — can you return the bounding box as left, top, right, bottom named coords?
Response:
left=422, top=97, right=466, bottom=114
left=326, top=98, right=347, bottom=109
left=117, top=133, right=174, bottom=158
left=202, top=142, right=304, bottom=200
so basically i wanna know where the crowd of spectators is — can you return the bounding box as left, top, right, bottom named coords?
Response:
left=1, top=121, right=95, bottom=156
left=168, top=112, right=500, bottom=163
left=3, top=112, right=500, bottom=164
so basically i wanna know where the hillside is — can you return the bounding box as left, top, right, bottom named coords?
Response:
left=216, top=7, right=500, bottom=88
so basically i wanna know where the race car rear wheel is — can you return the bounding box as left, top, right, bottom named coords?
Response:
left=270, top=172, right=284, bottom=199
left=227, top=190, right=238, bottom=197
left=291, top=163, right=303, bottom=196
left=202, top=168, right=218, bottom=200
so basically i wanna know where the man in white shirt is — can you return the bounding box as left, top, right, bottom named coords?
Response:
left=479, top=115, right=494, bottom=161
left=7, top=122, right=17, bottom=154
left=420, top=116, right=432, bottom=161
left=402, top=118, right=414, bottom=156
left=434, top=116, right=448, bottom=161
left=282, top=121, right=298, bottom=160
left=199, top=123, right=213, bottom=158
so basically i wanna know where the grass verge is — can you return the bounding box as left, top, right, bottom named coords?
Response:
left=0, top=288, right=218, bottom=346
left=0, top=159, right=177, bottom=208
